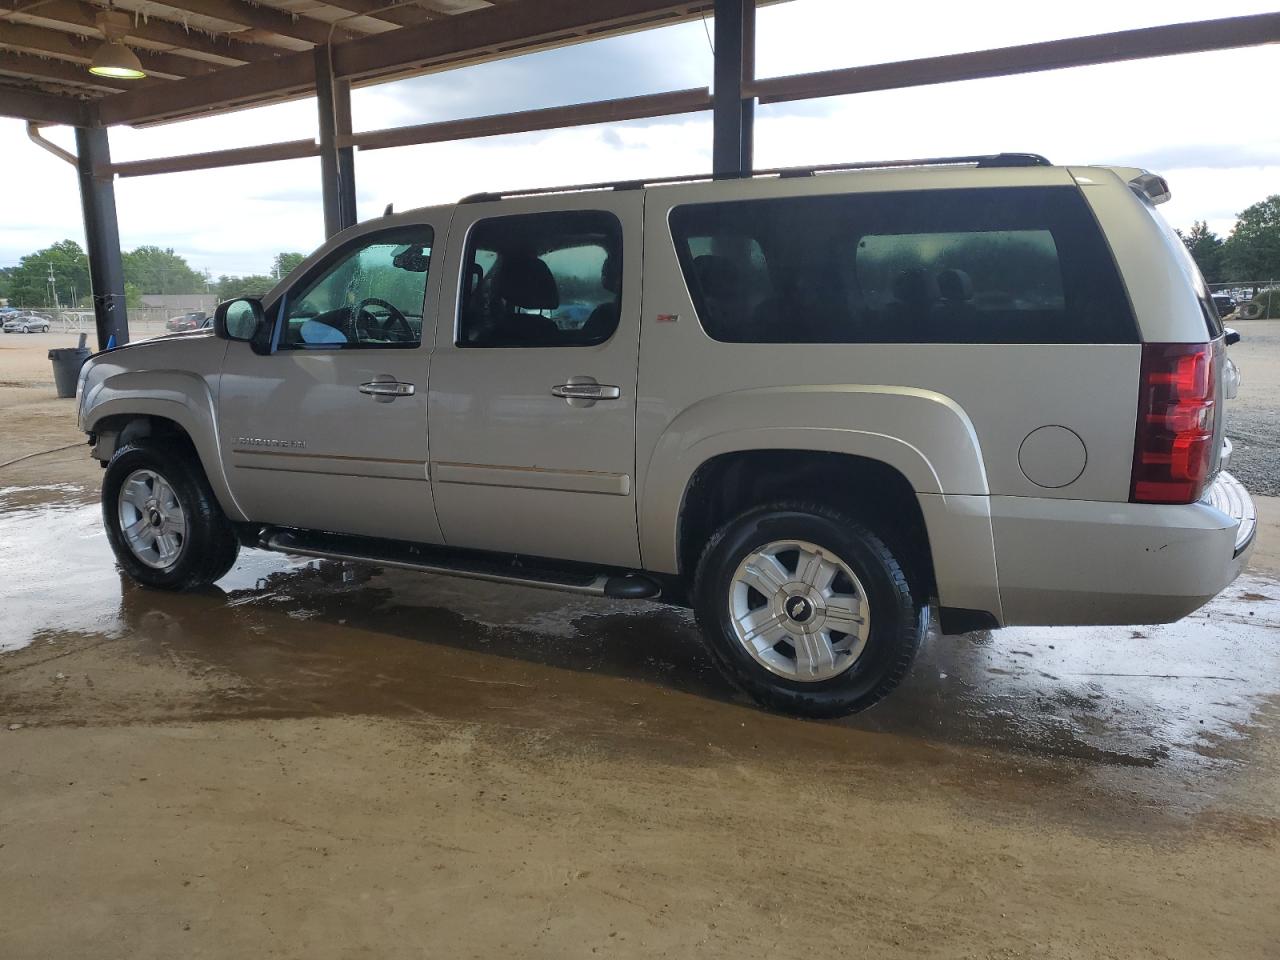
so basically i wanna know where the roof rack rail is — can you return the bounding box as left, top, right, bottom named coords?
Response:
left=458, top=153, right=1051, bottom=203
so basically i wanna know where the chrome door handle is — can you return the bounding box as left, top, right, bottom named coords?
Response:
left=359, top=379, right=415, bottom=403
left=551, top=375, right=621, bottom=408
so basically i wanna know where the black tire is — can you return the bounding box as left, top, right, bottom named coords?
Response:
left=102, top=438, right=239, bottom=590
left=693, top=501, right=926, bottom=718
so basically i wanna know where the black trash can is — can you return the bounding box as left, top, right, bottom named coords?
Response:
left=49, top=334, right=91, bottom=399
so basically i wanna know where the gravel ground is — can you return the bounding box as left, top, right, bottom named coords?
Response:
left=1226, top=321, right=1280, bottom=496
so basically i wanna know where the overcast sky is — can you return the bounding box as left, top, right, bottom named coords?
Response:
left=2, top=0, right=1278, bottom=277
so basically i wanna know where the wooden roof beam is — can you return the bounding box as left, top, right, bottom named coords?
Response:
left=0, top=21, right=221, bottom=77
left=316, top=0, right=435, bottom=29
left=22, top=0, right=284, bottom=63
left=104, top=136, right=320, bottom=177
left=146, top=0, right=367, bottom=46
left=0, top=79, right=91, bottom=122
left=0, top=47, right=164, bottom=89
left=346, top=86, right=712, bottom=151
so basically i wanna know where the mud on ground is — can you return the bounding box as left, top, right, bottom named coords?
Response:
left=1, top=330, right=1278, bottom=959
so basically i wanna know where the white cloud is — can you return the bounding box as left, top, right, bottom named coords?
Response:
left=2, top=0, right=1276, bottom=277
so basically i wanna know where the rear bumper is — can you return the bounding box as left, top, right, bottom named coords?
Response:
left=1204, top=469, right=1256, bottom=557
left=989, top=471, right=1255, bottom=626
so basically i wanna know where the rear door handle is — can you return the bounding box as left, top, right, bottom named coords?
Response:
left=551, top=377, right=621, bottom=407
left=359, top=379, right=415, bottom=403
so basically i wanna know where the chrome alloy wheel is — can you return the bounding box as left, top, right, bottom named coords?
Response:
left=728, top=539, right=871, bottom=682
left=117, top=468, right=188, bottom=569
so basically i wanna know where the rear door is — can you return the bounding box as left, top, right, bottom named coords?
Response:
left=426, top=193, right=643, bottom=567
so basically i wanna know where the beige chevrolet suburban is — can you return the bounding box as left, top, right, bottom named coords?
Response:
left=77, top=153, right=1256, bottom=717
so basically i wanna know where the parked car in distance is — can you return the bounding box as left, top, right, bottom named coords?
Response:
left=76, top=154, right=1255, bottom=718
left=2, top=312, right=52, bottom=333
left=1212, top=293, right=1237, bottom=318
left=165, top=311, right=208, bottom=332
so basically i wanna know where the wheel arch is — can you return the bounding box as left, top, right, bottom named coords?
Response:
left=638, top=386, right=1002, bottom=620
left=675, top=450, right=937, bottom=601
left=85, top=392, right=245, bottom=522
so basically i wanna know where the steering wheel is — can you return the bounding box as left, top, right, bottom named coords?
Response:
left=352, top=297, right=413, bottom=343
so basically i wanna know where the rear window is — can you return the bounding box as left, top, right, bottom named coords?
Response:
left=668, top=186, right=1137, bottom=344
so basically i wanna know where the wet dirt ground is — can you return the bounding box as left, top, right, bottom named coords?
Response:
left=2, top=332, right=1279, bottom=959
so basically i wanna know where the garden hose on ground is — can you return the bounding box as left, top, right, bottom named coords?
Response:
left=0, top=442, right=83, bottom=471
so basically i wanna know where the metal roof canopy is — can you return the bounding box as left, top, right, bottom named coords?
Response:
left=2, top=1, right=1278, bottom=350
left=2, top=0, right=753, bottom=126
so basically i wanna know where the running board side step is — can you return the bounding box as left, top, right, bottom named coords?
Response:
left=257, top=527, right=662, bottom=600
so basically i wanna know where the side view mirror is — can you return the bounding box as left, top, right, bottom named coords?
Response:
left=1224, top=327, right=1241, bottom=346
left=213, top=297, right=265, bottom=342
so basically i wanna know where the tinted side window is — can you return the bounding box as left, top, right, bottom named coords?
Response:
left=280, top=225, right=433, bottom=350
left=458, top=210, right=622, bottom=348
left=669, top=187, right=1137, bottom=344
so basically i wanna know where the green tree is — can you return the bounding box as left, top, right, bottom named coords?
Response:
left=1223, top=195, right=1280, bottom=281
left=273, top=252, right=306, bottom=278
left=1176, top=221, right=1226, bottom=283
left=5, top=240, right=91, bottom=307
left=125, top=281, right=144, bottom=308
left=123, top=246, right=205, bottom=295
left=213, top=274, right=277, bottom=300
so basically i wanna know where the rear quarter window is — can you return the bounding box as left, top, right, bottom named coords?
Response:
left=668, top=186, right=1137, bottom=345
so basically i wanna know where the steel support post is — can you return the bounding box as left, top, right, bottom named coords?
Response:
left=74, top=126, right=128, bottom=349
left=316, top=47, right=358, bottom=237
left=712, top=0, right=755, bottom=178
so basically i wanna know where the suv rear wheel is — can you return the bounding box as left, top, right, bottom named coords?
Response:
left=693, top=502, right=926, bottom=718
left=102, top=439, right=239, bottom=590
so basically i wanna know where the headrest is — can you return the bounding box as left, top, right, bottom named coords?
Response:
left=891, top=267, right=939, bottom=305
left=936, top=268, right=974, bottom=302
left=496, top=256, right=559, bottom=310
left=600, top=253, right=621, bottom=294
left=692, top=254, right=740, bottom=299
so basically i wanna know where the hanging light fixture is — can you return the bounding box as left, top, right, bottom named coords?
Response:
left=89, top=7, right=146, bottom=80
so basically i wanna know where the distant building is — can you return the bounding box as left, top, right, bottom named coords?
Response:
left=140, top=293, right=217, bottom=315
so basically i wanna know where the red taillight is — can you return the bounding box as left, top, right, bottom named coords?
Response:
left=1131, top=341, right=1220, bottom=504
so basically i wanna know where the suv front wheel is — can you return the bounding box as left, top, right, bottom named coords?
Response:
left=693, top=502, right=926, bottom=718
left=102, top=439, right=240, bottom=590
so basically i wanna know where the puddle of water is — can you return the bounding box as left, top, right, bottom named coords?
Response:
left=862, top=583, right=1280, bottom=775
left=2, top=486, right=1278, bottom=794
left=1, top=503, right=121, bottom=652
left=0, top=501, right=296, bottom=652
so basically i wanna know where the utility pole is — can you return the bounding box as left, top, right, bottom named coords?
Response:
left=45, top=262, right=60, bottom=310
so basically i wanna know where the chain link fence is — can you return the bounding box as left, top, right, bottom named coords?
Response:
left=10, top=306, right=204, bottom=340
left=1208, top=281, right=1279, bottom=321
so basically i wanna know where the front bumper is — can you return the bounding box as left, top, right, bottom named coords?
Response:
left=989, top=471, right=1256, bottom=626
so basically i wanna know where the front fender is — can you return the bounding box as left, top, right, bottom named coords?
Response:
left=81, top=369, right=246, bottom=522
left=638, top=385, right=1002, bottom=618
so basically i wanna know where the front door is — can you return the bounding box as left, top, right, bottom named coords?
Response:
left=427, top=195, right=643, bottom=567
left=217, top=219, right=445, bottom=544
